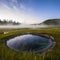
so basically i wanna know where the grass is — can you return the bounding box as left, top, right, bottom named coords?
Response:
left=0, top=27, right=60, bottom=60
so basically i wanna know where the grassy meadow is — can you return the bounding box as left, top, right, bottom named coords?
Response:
left=0, top=27, right=60, bottom=60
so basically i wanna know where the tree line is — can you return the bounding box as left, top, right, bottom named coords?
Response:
left=0, top=19, right=20, bottom=25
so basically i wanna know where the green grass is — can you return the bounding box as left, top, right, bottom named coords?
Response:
left=0, top=27, right=60, bottom=60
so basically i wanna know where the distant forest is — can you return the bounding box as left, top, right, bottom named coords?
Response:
left=0, top=19, right=20, bottom=25
left=32, top=19, right=60, bottom=25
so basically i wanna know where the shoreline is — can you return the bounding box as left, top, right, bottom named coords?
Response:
left=2, top=32, right=56, bottom=54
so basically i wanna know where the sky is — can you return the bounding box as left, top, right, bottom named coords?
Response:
left=0, top=0, right=60, bottom=24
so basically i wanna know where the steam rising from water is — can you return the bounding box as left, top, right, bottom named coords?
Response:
left=0, top=24, right=49, bottom=28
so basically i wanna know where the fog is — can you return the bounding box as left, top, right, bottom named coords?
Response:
left=0, top=24, right=50, bottom=28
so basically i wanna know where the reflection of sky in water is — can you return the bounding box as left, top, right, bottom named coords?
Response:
left=7, top=34, right=52, bottom=53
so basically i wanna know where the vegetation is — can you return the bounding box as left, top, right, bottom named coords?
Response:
left=0, top=27, right=60, bottom=60
left=0, top=19, right=20, bottom=25
left=42, top=19, right=60, bottom=25
left=32, top=19, right=60, bottom=25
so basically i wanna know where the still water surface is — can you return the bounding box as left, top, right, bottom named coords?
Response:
left=6, top=34, right=53, bottom=53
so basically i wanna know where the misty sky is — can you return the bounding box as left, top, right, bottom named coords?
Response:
left=0, top=0, right=60, bottom=24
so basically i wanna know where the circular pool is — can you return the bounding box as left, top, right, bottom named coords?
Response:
left=6, top=33, right=54, bottom=54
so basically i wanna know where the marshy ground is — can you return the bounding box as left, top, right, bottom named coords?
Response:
left=0, top=27, right=60, bottom=60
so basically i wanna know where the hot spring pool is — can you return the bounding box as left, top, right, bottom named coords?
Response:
left=6, top=33, right=54, bottom=54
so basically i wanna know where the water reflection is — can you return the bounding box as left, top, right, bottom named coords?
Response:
left=6, top=34, right=53, bottom=53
